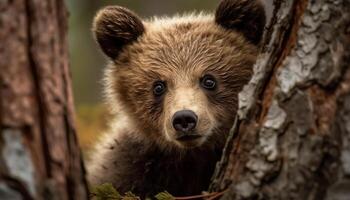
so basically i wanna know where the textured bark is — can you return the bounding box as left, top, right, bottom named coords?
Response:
left=0, top=0, right=88, bottom=200
left=210, top=0, right=350, bottom=199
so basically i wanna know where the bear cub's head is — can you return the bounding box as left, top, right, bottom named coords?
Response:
left=93, top=0, right=266, bottom=149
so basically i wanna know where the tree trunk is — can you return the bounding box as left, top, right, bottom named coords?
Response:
left=210, top=0, right=350, bottom=199
left=0, top=0, right=88, bottom=199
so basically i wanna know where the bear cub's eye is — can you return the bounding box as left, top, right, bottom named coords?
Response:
left=200, top=74, right=217, bottom=90
left=153, top=81, right=167, bottom=96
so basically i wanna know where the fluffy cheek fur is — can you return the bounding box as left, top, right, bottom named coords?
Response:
left=114, top=69, right=165, bottom=141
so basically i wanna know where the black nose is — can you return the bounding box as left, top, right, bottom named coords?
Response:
left=172, top=110, right=198, bottom=133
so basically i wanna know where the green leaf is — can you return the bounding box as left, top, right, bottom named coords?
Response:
left=122, top=192, right=140, bottom=200
left=155, top=191, right=175, bottom=200
left=91, top=183, right=122, bottom=200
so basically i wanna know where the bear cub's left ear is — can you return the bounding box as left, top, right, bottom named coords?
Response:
left=92, top=6, right=145, bottom=59
left=215, top=0, right=266, bottom=45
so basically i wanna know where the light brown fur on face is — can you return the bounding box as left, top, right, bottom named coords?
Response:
left=89, top=0, right=266, bottom=197
left=163, top=86, right=216, bottom=147
left=105, top=15, right=258, bottom=149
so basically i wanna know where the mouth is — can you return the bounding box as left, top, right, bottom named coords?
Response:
left=176, top=134, right=202, bottom=141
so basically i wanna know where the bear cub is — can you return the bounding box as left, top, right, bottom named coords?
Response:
left=88, top=0, right=266, bottom=198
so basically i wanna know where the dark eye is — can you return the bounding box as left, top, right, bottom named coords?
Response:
left=153, top=81, right=166, bottom=96
left=201, top=75, right=217, bottom=90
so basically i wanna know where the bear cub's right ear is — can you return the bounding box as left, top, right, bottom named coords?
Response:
left=92, top=6, right=145, bottom=59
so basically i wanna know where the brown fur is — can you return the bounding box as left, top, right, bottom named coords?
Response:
left=215, top=0, right=266, bottom=44
left=88, top=0, right=266, bottom=198
left=93, top=6, right=145, bottom=58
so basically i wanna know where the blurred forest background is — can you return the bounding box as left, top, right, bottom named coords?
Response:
left=65, top=0, right=273, bottom=153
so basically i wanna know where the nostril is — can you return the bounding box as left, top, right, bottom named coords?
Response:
left=172, top=110, right=198, bottom=132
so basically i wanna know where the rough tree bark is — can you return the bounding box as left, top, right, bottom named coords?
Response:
left=0, top=0, right=88, bottom=200
left=210, top=0, right=350, bottom=200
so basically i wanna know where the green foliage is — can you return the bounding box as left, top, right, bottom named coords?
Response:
left=154, top=192, right=175, bottom=200
left=91, top=184, right=175, bottom=200
left=91, top=183, right=122, bottom=200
